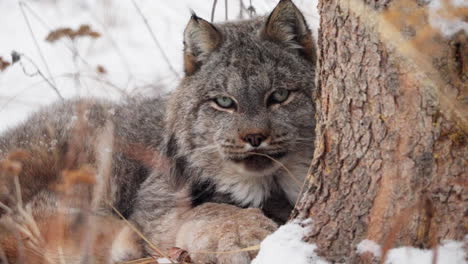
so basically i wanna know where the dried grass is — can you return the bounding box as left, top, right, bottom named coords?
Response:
left=45, top=25, right=101, bottom=43
left=0, top=57, right=11, bottom=72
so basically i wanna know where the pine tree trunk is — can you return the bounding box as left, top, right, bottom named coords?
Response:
left=293, top=0, right=467, bottom=263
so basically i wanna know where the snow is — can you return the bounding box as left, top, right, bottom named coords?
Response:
left=451, top=0, right=468, bottom=7
left=0, top=0, right=319, bottom=132
left=255, top=223, right=465, bottom=264
left=156, top=258, right=172, bottom=264
left=427, top=0, right=468, bottom=37
left=357, top=239, right=467, bottom=264
left=252, top=219, right=329, bottom=264
left=356, top=239, right=382, bottom=258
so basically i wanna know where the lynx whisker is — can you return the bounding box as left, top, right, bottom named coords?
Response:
left=279, top=122, right=298, bottom=130
left=183, top=145, right=218, bottom=156
left=291, top=139, right=315, bottom=144
left=182, top=145, right=219, bottom=162
left=246, top=152, right=301, bottom=187
left=293, top=155, right=315, bottom=213
left=294, top=136, right=315, bottom=141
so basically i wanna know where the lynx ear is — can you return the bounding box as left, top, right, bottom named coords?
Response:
left=260, top=0, right=315, bottom=64
left=183, top=13, right=223, bottom=75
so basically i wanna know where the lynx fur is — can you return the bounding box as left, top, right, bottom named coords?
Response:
left=0, top=1, right=316, bottom=263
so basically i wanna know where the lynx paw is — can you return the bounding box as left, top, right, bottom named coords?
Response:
left=176, top=203, right=277, bottom=264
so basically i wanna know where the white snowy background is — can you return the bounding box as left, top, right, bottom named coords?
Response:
left=0, top=0, right=318, bottom=132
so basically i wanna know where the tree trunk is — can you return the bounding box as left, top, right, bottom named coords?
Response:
left=293, top=0, right=467, bottom=263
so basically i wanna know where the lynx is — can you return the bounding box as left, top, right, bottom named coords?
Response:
left=0, top=0, right=316, bottom=263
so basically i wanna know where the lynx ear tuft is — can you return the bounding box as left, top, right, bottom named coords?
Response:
left=260, top=0, right=315, bottom=64
left=183, top=13, right=223, bottom=75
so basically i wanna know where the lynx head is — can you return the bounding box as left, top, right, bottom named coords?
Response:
left=166, top=0, right=316, bottom=183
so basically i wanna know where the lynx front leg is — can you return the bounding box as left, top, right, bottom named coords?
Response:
left=131, top=175, right=276, bottom=263
left=175, top=203, right=277, bottom=264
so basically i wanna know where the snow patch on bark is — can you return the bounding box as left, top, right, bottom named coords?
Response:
left=357, top=239, right=467, bottom=264
left=252, top=219, right=329, bottom=264
left=427, top=0, right=468, bottom=37
left=356, top=239, right=382, bottom=258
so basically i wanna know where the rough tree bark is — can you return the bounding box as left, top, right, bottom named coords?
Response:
left=293, top=0, right=467, bottom=263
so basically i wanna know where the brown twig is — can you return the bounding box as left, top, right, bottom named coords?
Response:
left=129, top=0, right=180, bottom=79
left=0, top=57, right=11, bottom=71
left=13, top=52, right=64, bottom=100
left=247, top=0, right=256, bottom=18
left=108, top=203, right=175, bottom=264
left=18, top=1, right=63, bottom=100
left=225, top=0, right=228, bottom=20
left=89, top=11, right=134, bottom=80
left=238, top=0, right=244, bottom=19
left=211, top=0, right=218, bottom=22
left=21, top=1, right=92, bottom=69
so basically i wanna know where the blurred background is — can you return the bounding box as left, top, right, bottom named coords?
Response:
left=0, top=0, right=319, bottom=132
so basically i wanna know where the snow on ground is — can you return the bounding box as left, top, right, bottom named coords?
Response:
left=0, top=0, right=319, bottom=132
left=357, top=238, right=467, bottom=264
left=252, top=219, right=329, bottom=264
left=254, top=224, right=466, bottom=264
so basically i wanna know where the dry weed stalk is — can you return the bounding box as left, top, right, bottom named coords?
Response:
left=0, top=150, right=50, bottom=263
left=11, top=51, right=64, bottom=101
left=129, top=0, right=180, bottom=78
left=45, top=25, right=101, bottom=43
left=18, top=1, right=62, bottom=100
left=211, top=0, right=218, bottom=22
left=0, top=57, right=11, bottom=72
left=225, top=0, right=229, bottom=20
left=0, top=150, right=29, bottom=207
left=237, top=0, right=257, bottom=19
left=246, top=0, right=256, bottom=18
left=97, top=65, right=108, bottom=74
left=1, top=109, right=135, bottom=263
left=109, top=203, right=175, bottom=264
left=43, top=22, right=102, bottom=91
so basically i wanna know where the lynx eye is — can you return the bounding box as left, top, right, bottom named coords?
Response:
left=214, top=96, right=235, bottom=109
left=268, top=89, right=290, bottom=105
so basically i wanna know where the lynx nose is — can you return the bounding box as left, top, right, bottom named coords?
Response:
left=243, top=133, right=267, bottom=147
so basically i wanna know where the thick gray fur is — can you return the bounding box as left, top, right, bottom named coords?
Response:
left=0, top=0, right=315, bottom=262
